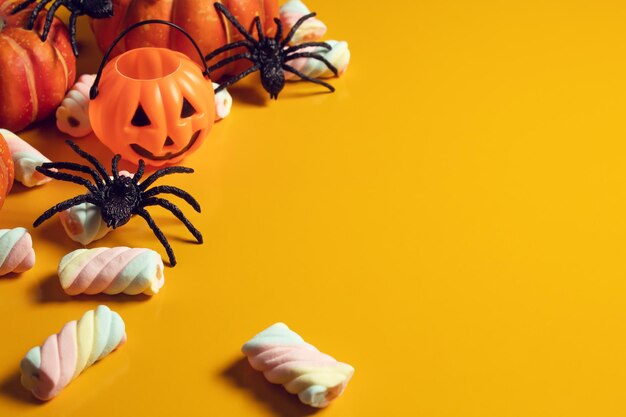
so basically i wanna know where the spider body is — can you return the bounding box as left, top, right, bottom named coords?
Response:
left=33, top=140, right=202, bottom=266
left=11, top=0, right=113, bottom=56
left=98, top=175, right=141, bottom=229
left=206, top=2, right=338, bottom=99
left=257, top=40, right=286, bottom=95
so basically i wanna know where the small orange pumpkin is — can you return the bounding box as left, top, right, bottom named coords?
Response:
left=0, top=131, right=15, bottom=209
left=89, top=21, right=215, bottom=167
left=0, top=0, right=76, bottom=132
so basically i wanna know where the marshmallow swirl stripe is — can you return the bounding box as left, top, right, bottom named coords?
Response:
left=0, top=227, right=35, bottom=276
left=20, top=305, right=126, bottom=401
left=242, top=323, right=354, bottom=408
left=58, top=247, right=165, bottom=296
left=280, top=0, right=327, bottom=44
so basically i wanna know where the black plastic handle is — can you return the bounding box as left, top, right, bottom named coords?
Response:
left=90, top=20, right=210, bottom=100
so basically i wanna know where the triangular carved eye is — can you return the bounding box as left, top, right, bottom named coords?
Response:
left=181, top=98, right=196, bottom=118
left=131, top=105, right=151, bottom=127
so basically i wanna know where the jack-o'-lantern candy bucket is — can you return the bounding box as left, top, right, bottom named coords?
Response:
left=89, top=20, right=215, bottom=167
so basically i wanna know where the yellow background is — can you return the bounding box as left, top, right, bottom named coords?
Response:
left=1, top=0, right=626, bottom=415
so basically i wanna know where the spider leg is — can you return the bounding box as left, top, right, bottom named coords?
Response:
left=136, top=208, right=177, bottom=267
left=40, top=0, right=64, bottom=42
left=254, top=16, right=264, bottom=41
left=282, top=63, right=335, bottom=92
left=281, top=12, right=317, bottom=47
left=208, top=53, right=253, bottom=73
left=214, top=2, right=259, bottom=44
left=284, top=42, right=332, bottom=55
left=65, top=140, right=111, bottom=184
left=10, top=0, right=37, bottom=15
left=133, top=160, right=145, bottom=184
left=111, top=154, right=121, bottom=180
left=214, top=64, right=260, bottom=93
left=274, top=18, right=283, bottom=41
left=36, top=166, right=99, bottom=194
left=285, top=52, right=338, bottom=76
left=139, top=166, right=194, bottom=191
left=33, top=193, right=93, bottom=227
left=40, top=161, right=104, bottom=188
left=204, top=40, right=254, bottom=61
left=26, top=0, right=53, bottom=29
left=143, top=186, right=201, bottom=212
left=140, top=197, right=203, bottom=243
left=69, top=11, right=80, bottom=57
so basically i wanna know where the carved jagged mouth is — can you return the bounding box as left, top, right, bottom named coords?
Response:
left=130, top=131, right=201, bottom=161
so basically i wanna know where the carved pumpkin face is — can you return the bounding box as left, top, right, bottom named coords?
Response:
left=89, top=48, right=215, bottom=167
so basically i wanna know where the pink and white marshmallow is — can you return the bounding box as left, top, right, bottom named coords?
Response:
left=56, top=74, right=95, bottom=138
left=0, top=227, right=35, bottom=276
left=58, top=171, right=132, bottom=245
left=280, top=0, right=327, bottom=44
left=213, top=82, right=233, bottom=121
left=285, top=40, right=350, bottom=80
left=59, top=202, right=111, bottom=245
left=20, top=305, right=126, bottom=401
left=0, top=129, right=51, bottom=187
left=58, top=247, right=164, bottom=296
left=242, top=322, right=354, bottom=408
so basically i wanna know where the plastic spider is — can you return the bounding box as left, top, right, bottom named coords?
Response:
left=33, top=140, right=202, bottom=266
left=206, top=2, right=338, bottom=99
left=11, top=0, right=113, bottom=56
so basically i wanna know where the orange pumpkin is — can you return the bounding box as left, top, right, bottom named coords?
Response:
left=0, top=132, right=15, bottom=208
left=89, top=33, right=215, bottom=167
left=0, top=0, right=76, bottom=131
left=90, top=0, right=279, bottom=80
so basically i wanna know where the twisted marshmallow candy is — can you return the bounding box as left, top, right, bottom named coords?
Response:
left=213, top=83, right=233, bottom=121
left=285, top=40, right=351, bottom=80
left=20, top=305, right=126, bottom=401
left=56, top=74, right=95, bottom=138
left=242, top=322, right=354, bottom=408
left=0, top=228, right=35, bottom=276
left=58, top=171, right=132, bottom=245
left=59, top=202, right=110, bottom=245
left=280, top=0, right=327, bottom=44
left=58, top=247, right=164, bottom=296
left=0, top=129, right=51, bottom=187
